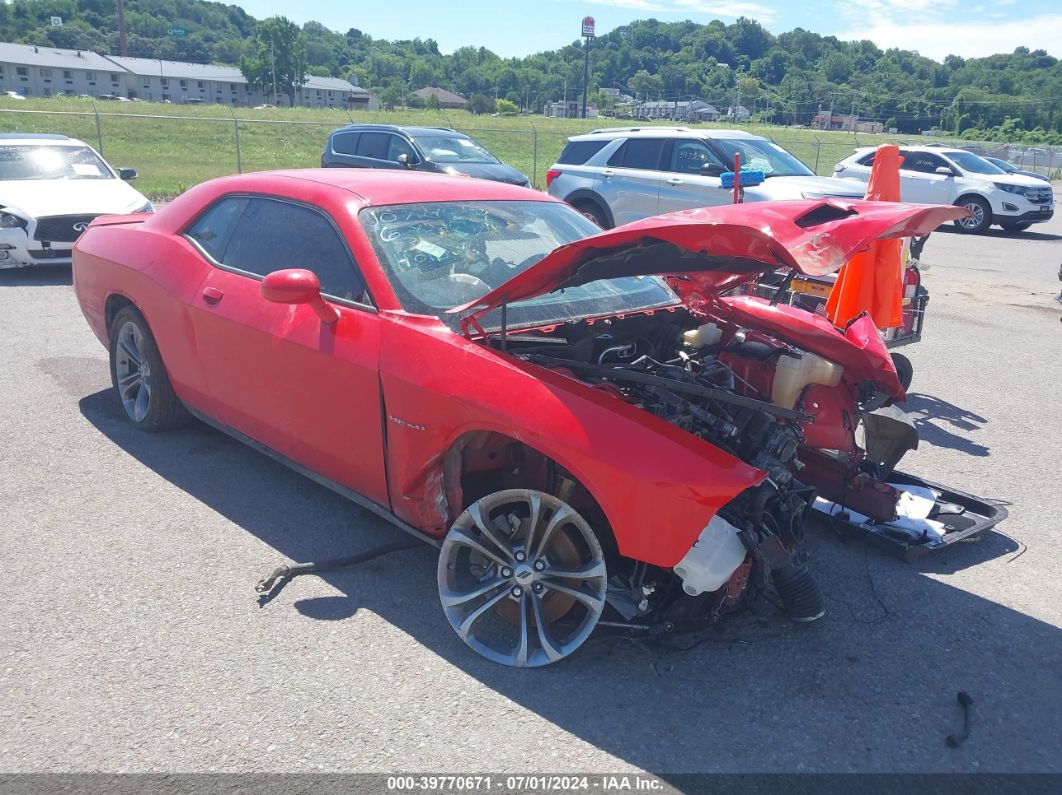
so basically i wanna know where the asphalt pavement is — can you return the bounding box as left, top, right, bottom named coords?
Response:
left=1, top=203, right=1060, bottom=776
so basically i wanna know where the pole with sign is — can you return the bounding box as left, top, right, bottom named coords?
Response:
left=581, top=16, right=594, bottom=119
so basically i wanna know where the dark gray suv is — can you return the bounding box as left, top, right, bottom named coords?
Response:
left=321, top=124, right=530, bottom=187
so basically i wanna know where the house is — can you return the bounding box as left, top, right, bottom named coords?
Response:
left=0, top=41, right=376, bottom=109
left=630, top=100, right=718, bottom=122
left=726, top=105, right=751, bottom=121
left=544, top=100, right=599, bottom=119
left=813, top=111, right=883, bottom=134
left=412, top=86, right=468, bottom=109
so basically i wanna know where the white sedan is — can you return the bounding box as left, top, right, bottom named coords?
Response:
left=0, top=134, right=152, bottom=269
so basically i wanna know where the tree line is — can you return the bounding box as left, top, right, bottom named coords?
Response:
left=4, top=0, right=1061, bottom=142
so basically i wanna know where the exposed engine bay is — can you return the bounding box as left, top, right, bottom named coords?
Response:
left=493, top=302, right=1001, bottom=629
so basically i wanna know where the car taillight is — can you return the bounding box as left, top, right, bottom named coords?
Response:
left=546, top=169, right=562, bottom=188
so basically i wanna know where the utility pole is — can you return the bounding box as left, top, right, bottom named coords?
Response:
left=116, top=0, right=128, bottom=57
left=581, top=16, right=595, bottom=119
left=270, top=36, right=277, bottom=105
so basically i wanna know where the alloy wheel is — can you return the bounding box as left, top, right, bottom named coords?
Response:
left=114, top=320, right=152, bottom=422
left=437, top=489, right=607, bottom=667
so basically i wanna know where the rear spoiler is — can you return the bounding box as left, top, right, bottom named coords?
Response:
left=88, top=211, right=153, bottom=228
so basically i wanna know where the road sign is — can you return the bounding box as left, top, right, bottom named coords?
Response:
left=582, top=16, right=595, bottom=38
left=50, top=16, right=62, bottom=27
left=167, top=27, right=187, bottom=37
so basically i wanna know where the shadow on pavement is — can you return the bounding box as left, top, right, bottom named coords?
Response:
left=933, top=225, right=1061, bottom=242
left=78, top=387, right=1059, bottom=774
left=902, top=392, right=990, bottom=457
left=0, top=264, right=73, bottom=286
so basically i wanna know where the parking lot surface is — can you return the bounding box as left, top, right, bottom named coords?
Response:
left=1, top=205, right=1060, bottom=775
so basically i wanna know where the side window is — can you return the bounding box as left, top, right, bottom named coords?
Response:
left=222, top=198, right=368, bottom=303
left=901, top=152, right=944, bottom=174
left=386, top=135, right=415, bottom=162
left=355, top=132, right=389, bottom=160
left=331, top=132, right=359, bottom=155
left=557, top=140, right=608, bottom=165
left=185, top=197, right=247, bottom=262
left=668, top=140, right=723, bottom=174
left=858, top=152, right=877, bottom=167
left=610, top=138, right=665, bottom=170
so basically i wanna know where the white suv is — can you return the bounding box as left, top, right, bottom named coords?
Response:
left=834, top=145, right=1054, bottom=234
left=545, top=127, right=867, bottom=228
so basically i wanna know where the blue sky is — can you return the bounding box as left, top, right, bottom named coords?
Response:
left=236, top=0, right=1061, bottom=62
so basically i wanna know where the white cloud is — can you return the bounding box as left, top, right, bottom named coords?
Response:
left=837, top=13, right=1062, bottom=60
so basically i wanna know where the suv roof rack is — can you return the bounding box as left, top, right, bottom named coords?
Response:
left=587, top=126, right=692, bottom=135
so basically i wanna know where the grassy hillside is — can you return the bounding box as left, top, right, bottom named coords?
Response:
left=1, top=96, right=918, bottom=199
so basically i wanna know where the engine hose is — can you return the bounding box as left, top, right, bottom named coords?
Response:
left=771, top=560, right=826, bottom=622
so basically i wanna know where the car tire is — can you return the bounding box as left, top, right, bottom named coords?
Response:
left=891, top=352, right=914, bottom=392
left=572, top=201, right=611, bottom=229
left=437, top=489, right=607, bottom=667
left=953, top=196, right=992, bottom=234
left=999, top=220, right=1032, bottom=232
left=109, top=306, right=188, bottom=431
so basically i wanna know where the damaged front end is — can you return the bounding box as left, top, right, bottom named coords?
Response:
left=455, top=199, right=1007, bottom=631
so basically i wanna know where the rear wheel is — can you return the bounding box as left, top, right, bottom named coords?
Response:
left=953, top=196, right=992, bottom=234
left=999, top=220, right=1032, bottom=232
left=109, top=306, right=188, bottom=431
left=437, top=489, right=607, bottom=667
left=572, top=201, right=610, bottom=229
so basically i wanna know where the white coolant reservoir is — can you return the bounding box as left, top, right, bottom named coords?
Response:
left=673, top=515, right=747, bottom=596
left=682, top=322, right=724, bottom=349
left=772, top=351, right=844, bottom=409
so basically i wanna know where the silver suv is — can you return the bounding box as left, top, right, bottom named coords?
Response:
left=546, top=127, right=867, bottom=228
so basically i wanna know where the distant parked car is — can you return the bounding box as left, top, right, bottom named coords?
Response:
left=545, top=127, right=867, bottom=228
left=834, top=145, right=1054, bottom=233
left=322, top=124, right=530, bottom=187
left=3, top=90, right=26, bottom=101
left=983, top=156, right=1051, bottom=183
left=0, top=134, right=151, bottom=269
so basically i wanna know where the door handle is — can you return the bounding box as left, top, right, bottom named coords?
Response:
left=666, top=178, right=683, bottom=185
left=600, top=169, right=614, bottom=178
left=202, top=286, right=224, bottom=305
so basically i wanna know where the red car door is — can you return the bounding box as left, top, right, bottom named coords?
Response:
left=184, top=195, right=389, bottom=507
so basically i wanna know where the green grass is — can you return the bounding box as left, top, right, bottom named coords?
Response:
left=0, top=97, right=923, bottom=200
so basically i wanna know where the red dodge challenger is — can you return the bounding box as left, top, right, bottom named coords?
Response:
left=72, top=170, right=1005, bottom=667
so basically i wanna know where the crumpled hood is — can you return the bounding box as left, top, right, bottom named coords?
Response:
left=0, top=178, right=149, bottom=218
left=451, top=198, right=968, bottom=323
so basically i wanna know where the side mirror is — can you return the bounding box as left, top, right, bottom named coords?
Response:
left=118, top=168, right=138, bottom=180
left=261, top=268, right=339, bottom=324
left=700, top=162, right=726, bottom=178
left=397, top=153, right=416, bottom=168
left=935, top=166, right=955, bottom=176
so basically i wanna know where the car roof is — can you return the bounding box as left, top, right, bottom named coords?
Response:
left=332, top=124, right=462, bottom=137
left=0, top=133, right=83, bottom=145
left=569, top=127, right=763, bottom=142
left=231, top=168, right=551, bottom=206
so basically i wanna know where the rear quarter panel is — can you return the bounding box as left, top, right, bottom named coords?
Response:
left=379, top=314, right=765, bottom=568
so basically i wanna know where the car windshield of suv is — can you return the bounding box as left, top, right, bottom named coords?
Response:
left=0, top=145, right=113, bottom=180
left=411, top=134, right=499, bottom=164
left=946, top=151, right=1007, bottom=175
left=360, top=200, right=679, bottom=330
left=709, top=138, right=814, bottom=177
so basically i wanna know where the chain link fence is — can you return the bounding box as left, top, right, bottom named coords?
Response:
left=1, top=104, right=1058, bottom=200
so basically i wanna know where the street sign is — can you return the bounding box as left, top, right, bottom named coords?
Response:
left=581, top=16, right=595, bottom=38
left=167, top=27, right=187, bottom=37
left=50, top=16, right=62, bottom=27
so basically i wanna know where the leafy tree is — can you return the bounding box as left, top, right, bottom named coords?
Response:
left=425, top=92, right=441, bottom=111
left=496, top=98, right=518, bottom=114
left=468, top=93, right=495, bottom=115
left=239, top=16, right=307, bottom=106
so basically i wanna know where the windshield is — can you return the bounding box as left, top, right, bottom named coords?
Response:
left=0, top=145, right=114, bottom=181
left=412, top=134, right=499, bottom=164
left=946, top=151, right=1006, bottom=175
left=709, top=138, right=814, bottom=177
left=360, top=200, right=679, bottom=330
left=985, top=157, right=1016, bottom=173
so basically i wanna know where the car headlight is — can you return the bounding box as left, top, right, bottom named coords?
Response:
left=131, top=200, right=154, bottom=213
left=0, top=212, right=28, bottom=229
left=993, top=183, right=1031, bottom=196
